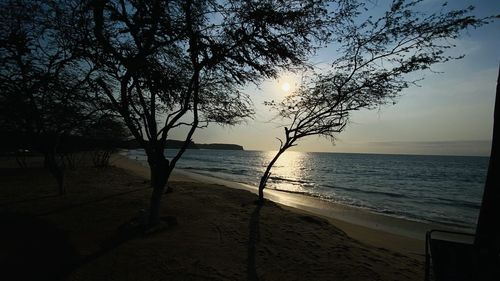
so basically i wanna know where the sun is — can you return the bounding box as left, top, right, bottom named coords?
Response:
left=281, top=82, right=291, bottom=92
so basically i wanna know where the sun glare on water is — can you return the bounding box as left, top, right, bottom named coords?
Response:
left=263, top=150, right=307, bottom=193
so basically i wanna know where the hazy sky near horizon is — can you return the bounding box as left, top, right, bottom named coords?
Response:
left=173, top=0, right=500, bottom=156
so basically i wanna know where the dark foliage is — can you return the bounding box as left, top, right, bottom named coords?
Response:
left=257, top=0, right=494, bottom=202
left=0, top=0, right=120, bottom=193
left=75, top=0, right=355, bottom=225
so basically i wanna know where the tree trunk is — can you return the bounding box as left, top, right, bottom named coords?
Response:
left=258, top=149, right=286, bottom=203
left=147, top=151, right=171, bottom=226
left=45, top=152, right=65, bottom=195
left=474, top=66, right=500, bottom=279
left=15, top=149, right=28, bottom=168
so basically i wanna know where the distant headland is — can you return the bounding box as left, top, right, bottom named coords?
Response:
left=120, top=139, right=244, bottom=151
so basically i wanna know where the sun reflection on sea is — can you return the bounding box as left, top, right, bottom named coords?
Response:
left=261, top=151, right=312, bottom=193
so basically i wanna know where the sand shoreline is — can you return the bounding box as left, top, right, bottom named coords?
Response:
left=113, top=154, right=451, bottom=258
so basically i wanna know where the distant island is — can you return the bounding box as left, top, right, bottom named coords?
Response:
left=120, top=139, right=244, bottom=151
left=195, top=143, right=244, bottom=150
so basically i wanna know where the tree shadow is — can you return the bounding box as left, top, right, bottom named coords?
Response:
left=0, top=194, right=60, bottom=208
left=247, top=202, right=262, bottom=281
left=0, top=213, right=79, bottom=281
left=36, top=187, right=148, bottom=217
left=0, top=212, right=172, bottom=280
left=76, top=211, right=177, bottom=266
left=0, top=186, right=170, bottom=279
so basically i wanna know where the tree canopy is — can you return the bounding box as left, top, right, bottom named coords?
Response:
left=0, top=0, right=116, bottom=194
left=75, top=0, right=356, bottom=224
left=256, top=0, right=494, bottom=202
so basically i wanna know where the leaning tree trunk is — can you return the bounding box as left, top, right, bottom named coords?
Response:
left=258, top=148, right=287, bottom=203
left=147, top=150, right=171, bottom=226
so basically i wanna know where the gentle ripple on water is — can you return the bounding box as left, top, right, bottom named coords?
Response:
left=127, top=149, right=488, bottom=231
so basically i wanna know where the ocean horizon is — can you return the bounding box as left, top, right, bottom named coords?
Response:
left=127, top=149, right=489, bottom=232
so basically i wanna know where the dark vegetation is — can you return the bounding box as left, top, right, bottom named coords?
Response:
left=120, top=139, right=243, bottom=150
left=256, top=1, right=494, bottom=202
left=0, top=1, right=130, bottom=194
left=76, top=0, right=348, bottom=226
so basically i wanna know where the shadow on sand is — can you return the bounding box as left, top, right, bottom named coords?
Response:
left=0, top=213, right=78, bottom=281
left=247, top=202, right=262, bottom=281
left=0, top=194, right=61, bottom=208
left=0, top=212, right=176, bottom=281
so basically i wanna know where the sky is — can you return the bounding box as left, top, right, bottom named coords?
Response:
left=174, top=0, right=500, bottom=156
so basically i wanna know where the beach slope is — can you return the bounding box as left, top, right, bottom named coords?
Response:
left=0, top=156, right=423, bottom=281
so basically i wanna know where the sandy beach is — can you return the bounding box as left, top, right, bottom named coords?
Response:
left=1, top=155, right=427, bottom=280
left=114, top=154, right=438, bottom=256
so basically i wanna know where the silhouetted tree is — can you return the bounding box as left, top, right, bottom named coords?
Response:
left=77, top=0, right=355, bottom=226
left=84, top=116, right=130, bottom=167
left=0, top=0, right=106, bottom=194
left=257, top=0, right=492, bottom=203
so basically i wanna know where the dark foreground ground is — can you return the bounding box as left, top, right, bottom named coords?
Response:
left=0, top=161, right=423, bottom=281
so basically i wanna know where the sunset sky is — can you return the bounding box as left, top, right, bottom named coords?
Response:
left=174, top=0, right=499, bottom=156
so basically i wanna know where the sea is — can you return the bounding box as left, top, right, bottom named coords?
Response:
left=127, top=149, right=489, bottom=231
